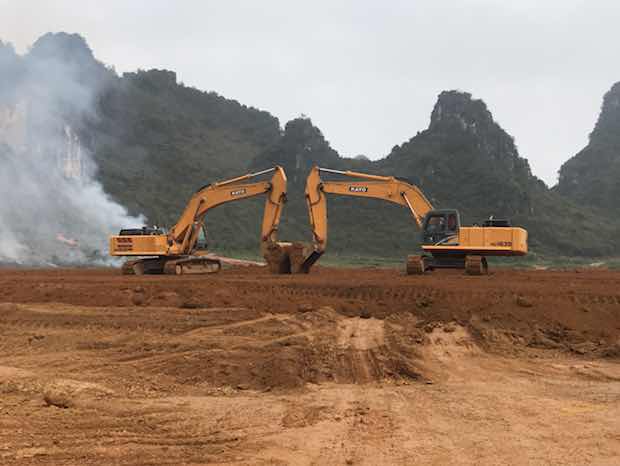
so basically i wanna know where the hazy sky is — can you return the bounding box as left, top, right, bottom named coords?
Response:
left=2, top=0, right=619, bottom=185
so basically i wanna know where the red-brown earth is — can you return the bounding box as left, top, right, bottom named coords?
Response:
left=1, top=266, right=619, bottom=464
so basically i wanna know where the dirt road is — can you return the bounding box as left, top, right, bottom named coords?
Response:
left=1, top=266, right=619, bottom=464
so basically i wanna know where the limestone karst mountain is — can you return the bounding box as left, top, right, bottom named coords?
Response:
left=556, top=82, right=620, bottom=214
left=1, top=32, right=618, bottom=260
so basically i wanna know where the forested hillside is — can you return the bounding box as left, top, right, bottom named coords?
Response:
left=375, top=91, right=620, bottom=256
left=556, top=82, right=620, bottom=214
left=90, top=68, right=282, bottom=250
left=92, top=68, right=281, bottom=224
left=252, top=92, right=620, bottom=257
left=2, top=32, right=618, bottom=260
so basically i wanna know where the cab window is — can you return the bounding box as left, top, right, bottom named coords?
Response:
left=426, top=215, right=445, bottom=232
left=447, top=213, right=457, bottom=231
left=196, top=226, right=208, bottom=250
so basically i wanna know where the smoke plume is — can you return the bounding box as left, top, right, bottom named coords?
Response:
left=0, top=33, right=143, bottom=266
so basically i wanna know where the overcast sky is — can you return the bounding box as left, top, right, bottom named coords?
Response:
left=2, top=0, right=619, bottom=185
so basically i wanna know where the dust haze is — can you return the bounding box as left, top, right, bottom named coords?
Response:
left=0, top=35, right=143, bottom=266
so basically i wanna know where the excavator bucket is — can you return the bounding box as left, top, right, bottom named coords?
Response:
left=296, top=248, right=323, bottom=274
left=120, top=256, right=221, bottom=275
left=262, top=241, right=320, bottom=274
left=163, top=257, right=222, bottom=275
left=287, top=242, right=321, bottom=274
left=262, top=241, right=293, bottom=274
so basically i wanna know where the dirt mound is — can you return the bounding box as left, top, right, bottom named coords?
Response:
left=114, top=306, right=424, bottom=390
left=1, top=267, right=619, bottom=358
left=0, top=266, right=619, bottom=393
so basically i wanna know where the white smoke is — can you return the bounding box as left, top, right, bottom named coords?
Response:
left=0, top=34, right=144, bottom=266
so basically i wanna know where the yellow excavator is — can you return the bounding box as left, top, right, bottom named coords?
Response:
left=109, top=167, right=289, bottom=275
left=302, top=166, right=528, bottom=275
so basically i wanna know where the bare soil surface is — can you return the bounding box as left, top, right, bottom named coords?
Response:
left=0, top=266, right=619, bottom=465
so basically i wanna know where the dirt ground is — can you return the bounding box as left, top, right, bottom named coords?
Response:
left=0, top=265, right=619, bottom=465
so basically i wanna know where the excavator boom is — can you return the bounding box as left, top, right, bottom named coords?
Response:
left=306, top=167, right=433, bottom=251
left=167, top=167, right=287, bottom=255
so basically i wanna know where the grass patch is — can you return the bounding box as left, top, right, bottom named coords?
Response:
left=214, top=248, right=620, bottom=271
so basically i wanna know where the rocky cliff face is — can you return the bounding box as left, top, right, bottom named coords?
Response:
left=556, top=82, right=620, bottom=211
left=0, top=33, right=141, bottom=265
left=0, top=42, right=27, bottom=151
left=379, top=91, right=539, bottom=223
left=0, top=33, right=105, bottom=177
left=0, top=101, right=27, bottom=150
left=249, top=118, right=374, bottom=248
left=374, top=90, right=620, bottom=256
left=251, top=118, right=356, bottom=179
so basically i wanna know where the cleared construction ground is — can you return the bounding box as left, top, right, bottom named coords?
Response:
left=1, top=266, right=619, bottom=465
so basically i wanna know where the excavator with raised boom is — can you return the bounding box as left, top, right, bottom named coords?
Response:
left=109, top=166, right=290, bottom=275
left=301, top=166, right=528, bottom=275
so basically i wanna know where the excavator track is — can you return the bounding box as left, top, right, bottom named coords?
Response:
left=121, top=260, right=139, bottom=275
left=162, top=257, right=222, bottom=275
left=121, top=258, right=166, bottom=275
left=121, top=256, right=221, bottom=275
left=406, top=255, right=429, bottom=275
left=465, top=255, right=488, bottom=276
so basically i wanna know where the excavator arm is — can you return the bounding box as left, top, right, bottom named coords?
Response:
left=168, top=167, right=287, bottom=255
left=305, top=166, right=434, bottom=254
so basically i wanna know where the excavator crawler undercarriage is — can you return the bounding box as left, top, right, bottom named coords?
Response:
left=120, top=256, right=222, bottom=275
left=406, top=254, right=489, bottom=275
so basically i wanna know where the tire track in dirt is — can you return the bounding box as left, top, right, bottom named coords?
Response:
left=336, top=317, right=386, bottom=383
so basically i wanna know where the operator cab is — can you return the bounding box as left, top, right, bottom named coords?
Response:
left=421, top=209, right=460, bottom=245
left=195, top=225, right=209, bottom=251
